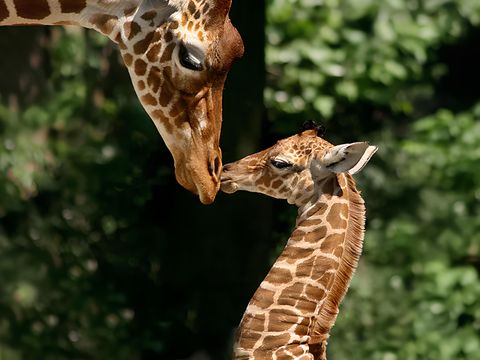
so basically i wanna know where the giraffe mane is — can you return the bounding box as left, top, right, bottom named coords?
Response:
left=310, top=173, right=366, bottom=345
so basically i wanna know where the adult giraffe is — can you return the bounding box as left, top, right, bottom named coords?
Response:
left=0, top=0, right=244, bottom=204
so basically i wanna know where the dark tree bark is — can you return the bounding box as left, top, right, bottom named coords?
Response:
left=0, top=28, right=49, bottom=108
left=147, top=1, right=271, bottom=359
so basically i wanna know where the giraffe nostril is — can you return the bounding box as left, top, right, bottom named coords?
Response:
left=209, top=154, right=222, bottom=180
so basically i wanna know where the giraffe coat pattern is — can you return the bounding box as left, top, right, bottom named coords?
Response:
left=222, top=129, right=377, bottom=359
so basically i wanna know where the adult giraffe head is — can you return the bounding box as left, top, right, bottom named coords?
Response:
left=0, top=0, right=244, bottom=203
left=114, top=0, right=244, bottom=204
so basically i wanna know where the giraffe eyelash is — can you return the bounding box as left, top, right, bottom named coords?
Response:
left=270, top=159, right=293, bottom=169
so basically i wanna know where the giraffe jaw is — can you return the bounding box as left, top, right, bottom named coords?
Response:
left=219, top=179, right=239, bottom=194
left=220, top=163, right=243, bottom=194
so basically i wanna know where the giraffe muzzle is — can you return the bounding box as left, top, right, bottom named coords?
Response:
left=220, top=163, right=240, bottom=194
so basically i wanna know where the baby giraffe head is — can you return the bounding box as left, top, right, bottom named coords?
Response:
left=221, top=129, right=377, bottom=206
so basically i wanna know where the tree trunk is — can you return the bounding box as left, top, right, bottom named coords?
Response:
left=0, top=28, right=49, bottom=109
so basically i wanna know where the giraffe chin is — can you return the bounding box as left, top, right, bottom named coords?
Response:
left=220, top=180, right=238, bottom=194
left=175, top=166, right=219, bottom=205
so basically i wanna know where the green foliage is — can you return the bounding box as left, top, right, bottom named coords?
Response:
left=266, top=0, right=480, bottom=121
left=0, top=29, right=167, bottom=359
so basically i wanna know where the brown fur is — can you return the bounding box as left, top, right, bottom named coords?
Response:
left=309, top=174, right=366, bottom=358
left=13, top=0, right=50, bottom=19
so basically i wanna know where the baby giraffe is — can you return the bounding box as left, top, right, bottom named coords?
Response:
left=221, top=126, right=377, bottom=359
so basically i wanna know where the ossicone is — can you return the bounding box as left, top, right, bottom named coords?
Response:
left=301, top=120, right=326, bottom=137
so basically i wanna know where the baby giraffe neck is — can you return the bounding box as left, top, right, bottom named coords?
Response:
left=234, top=174, right=366, bottom=360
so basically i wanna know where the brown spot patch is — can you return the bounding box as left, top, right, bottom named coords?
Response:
left=277, top=296, right=296, bottom=307
left=114, top=33, right=126, bottom=50
left=13, top=0, right=50, bottom=19
left=290, top=228, right=306, bottom=241
left=252, top=289, right=275, bottom=309
left=59, top=0, right=86, bottom=13
left=279, top=283, right=305, bottom=303
left=320, top=233, right=345, bottom=253
left=296, top=296, right=317, bottom=313
left=312, top=257, right=338, bottom=281
left=256, top=175, right=272, bottom=188
left=141, top=94, right=158, bottom=107
left=318, top=272, right=334, bottom=289
left=263, top=333, right=291, bottom=348
left=124, top=21, right=141, bottom=40
left=304, top=202, right=328, bottom=218
left=327, top=203, right=348, bottom=229
left=0, top=1, right=8, bottom=21
left=238, top=316, right=263, bottom=349
left=164, top=31, right=173, bottom=43
left=181, top=13, right=188, bottom=26
left=243, top=313, right=266, bottom=333
left=301, top=219, right=321, bottom=228
left=296, top=258, right=314, bottom=278
left=303, top=226, right=327, bottom=243
left=272, top=179, right=282, bottom=189
left=151, top=110, right=173, bottom=134
left=151, top=109, right=165, bottom=120
left=274, top=348, right=291, bottom=359
left=146, top=43, right=161, bottom=62
left=124, top=6, right=137, bottom=16
left=90, top=14, right=118, bottom=35
left=160, top=43, right=175, bottom=63
left=290, top=344, right=309, bottom=356
left=169, top=102, right=184, bottom=118
left=147, top=69, right=162, bottom=94
left=133, top=31, right=154, bottom=54
left=305, top=284, right=325, bottom=300
left=137, top=80, right=145, bottom=90
left=141, top=10, right=157, bottom=20
left=122, top=53, right=133, bottom=66
left=278, top=246, right=314, bottom=263
left=266, top=266, right=293, bottom=285
left=159, top=82, right=173, bottom=107
left=162, top=66, right=172, bottom=80
left=187, top=1, right=196, bottom=14
left=134, top=59, right=147, bottom=76
left=333, top=246, right=344, bottom=258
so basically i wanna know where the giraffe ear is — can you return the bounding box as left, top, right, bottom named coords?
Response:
left=321, top=142, right=378, bottom=175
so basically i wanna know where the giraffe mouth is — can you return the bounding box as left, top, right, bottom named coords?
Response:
left=173, top=145, right=222, bottom=204
left=220, top=164, right=239, bottom=194
left=220, top=179, right=238, bottom=194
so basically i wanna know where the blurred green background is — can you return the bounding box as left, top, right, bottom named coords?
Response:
left=0, top=0, right=479, bottom=359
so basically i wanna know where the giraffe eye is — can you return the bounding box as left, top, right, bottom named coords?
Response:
left=270, top=159, right=292, bottom=169
left=179, top=44, right=204, bottom=71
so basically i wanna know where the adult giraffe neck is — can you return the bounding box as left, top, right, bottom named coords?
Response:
left=234, top=173, right=366, bottom=360
left=0, top=0, right=133, bottom=31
